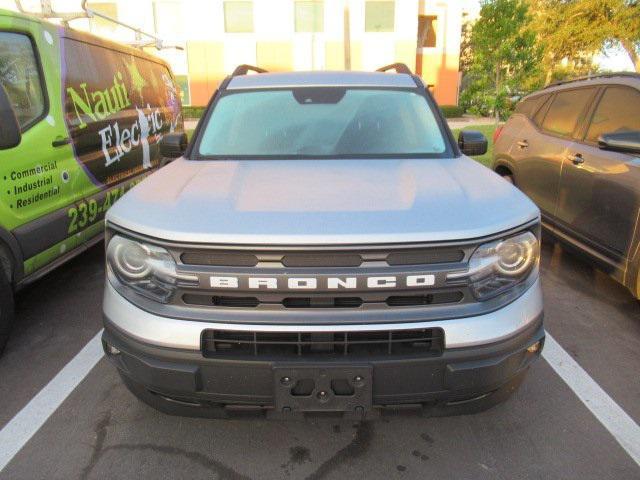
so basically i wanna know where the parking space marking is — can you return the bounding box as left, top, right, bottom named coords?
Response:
left=1, top=328, right=639, bottom=474
left=542, top=333, right=640, bottom=467
left=0, top=330, right=104, bottom=474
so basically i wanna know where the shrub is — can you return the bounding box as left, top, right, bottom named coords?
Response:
left=182, top=106, right=206, bottom=119
left=440, top=105, right=465, bottom=118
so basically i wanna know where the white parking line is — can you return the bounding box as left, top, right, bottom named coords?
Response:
left=0, top=329, right=639, bottom=474
left=542, top=333, right=640, bottom=467
left=0, top=330, right=104, bottom=474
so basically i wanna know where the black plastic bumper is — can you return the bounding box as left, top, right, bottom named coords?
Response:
left=103, top=315, right=544, bottom=418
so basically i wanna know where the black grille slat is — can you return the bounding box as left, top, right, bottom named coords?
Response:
left=282, top=254, right=362, bottom=267
left=202, top=328, right=444, bottom=358
left=179, top=247, right=465, bottom=268
left=386, top=291, right=463, bottom=307
left=181, top=252, right=258, bottom=266
left=386, top=249, right=464, bottom=265
left=183, top=292, right=463, bottom=308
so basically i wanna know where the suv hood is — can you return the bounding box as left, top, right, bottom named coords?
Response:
left=107, top=157, right=539, bottom=245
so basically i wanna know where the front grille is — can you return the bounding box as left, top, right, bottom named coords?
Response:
left=201, top=328, right=445, bottom=358
left=172, top=242, right=477, bottom=312
left=182, top=291, right=464, bottom=308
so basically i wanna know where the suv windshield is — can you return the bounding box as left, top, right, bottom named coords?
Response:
left=196, top=88, right=449, bottom=159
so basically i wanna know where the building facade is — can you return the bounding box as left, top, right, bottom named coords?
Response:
left=2, top=0, right=463, bottom=106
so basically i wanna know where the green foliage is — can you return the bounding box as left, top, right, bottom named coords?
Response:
left=440, top=105, right=465, bottom=118
left=530, top=0, right=639, bottom=78
left=182, top=106, right=206, bottom=119
left=461, top=0, right=543, bottom=120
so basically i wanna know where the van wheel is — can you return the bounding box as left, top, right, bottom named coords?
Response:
left=0, top=274, right=14, bottom=355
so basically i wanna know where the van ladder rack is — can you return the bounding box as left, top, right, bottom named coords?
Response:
left=232, top=65, right=269, bottom=76
left=13, top=0, right=182, bottom=50
left=376, top=63, right=412, bottom=75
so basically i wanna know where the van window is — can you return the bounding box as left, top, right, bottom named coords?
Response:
left=0, top=32, right=45, bottom=129
left=585, top=87, right=640, bottom=143
left=541, top=88, right=595, bottom=138
left=533, top=95, right=552, bottom=127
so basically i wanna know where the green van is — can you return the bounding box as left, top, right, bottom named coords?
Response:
left=0, top=9, right=183, bottom=352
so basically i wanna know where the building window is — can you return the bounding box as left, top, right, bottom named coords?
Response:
left=295, top=1, right=324, bottom=33
left=87, top=2, right=118, bottom=33
left=153, top=1, right=183, bottom=37
left=418, top=15, right=438, bottom=48
left=224, top=1, right=254, bottom=33
left=365, top=1, right=395, bottom=33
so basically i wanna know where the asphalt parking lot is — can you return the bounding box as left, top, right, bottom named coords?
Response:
left=0, top=241, right=638, bottom=480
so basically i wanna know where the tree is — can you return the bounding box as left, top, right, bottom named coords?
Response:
left=459, top=12, right=474, bottom=73
left=530, top=0, right=599, bottom=83
left=461, top=0, right=543, bottom=121
left=531, top=0, right=640, bottom=74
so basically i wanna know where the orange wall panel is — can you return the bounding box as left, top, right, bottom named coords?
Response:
left=187, top=41, right=225, bottom=106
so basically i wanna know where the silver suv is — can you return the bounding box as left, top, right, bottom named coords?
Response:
left=102, top=64, right=544, bottom=419
left=493, top=73, right=640, bottom=300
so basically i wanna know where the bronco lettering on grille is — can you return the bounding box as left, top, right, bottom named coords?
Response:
left=209, top=274, right=436, bottom=290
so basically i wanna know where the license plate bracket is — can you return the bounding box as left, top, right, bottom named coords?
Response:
left=273, top=365, right=372, bottom=415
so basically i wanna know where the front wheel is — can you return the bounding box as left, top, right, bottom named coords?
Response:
left=501, top=174, right=515, bottom=185
left=0, top=274, right=14, bottom=355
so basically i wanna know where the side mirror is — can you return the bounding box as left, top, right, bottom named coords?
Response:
left=160, top=132, right=188, bottom=159
left=598, top=131, right=640, bottom=155
left=458, top=130, right=488, bottom=156
left=0, top=84, right=21, bottom=150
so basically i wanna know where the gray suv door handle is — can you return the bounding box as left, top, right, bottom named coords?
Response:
left=516, top=140, right=529, bottom=148
left=567, top=153, right=584, bottom=165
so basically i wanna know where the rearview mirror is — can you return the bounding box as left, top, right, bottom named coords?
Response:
left=458, top=130, right=488, bottom=157
left=0, top=84, right=21, bottom=150
left=160, top=132, right=188, bottom=159
left=598, top=131, right=640, bottom=155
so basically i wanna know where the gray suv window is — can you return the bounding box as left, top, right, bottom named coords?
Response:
left=541, top=88, right=595, bottom=138
left=533, top=95, right=552, bottom=126
left=585, top=86, right=640, bottom=143
left=514, top=95, right=546, bottom=118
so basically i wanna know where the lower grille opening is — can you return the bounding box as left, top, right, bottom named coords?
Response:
left=212, top=296, right=260, bottom=308
left=282, top=297, right=363, bottom=309
left=201, top=328, right=445, bottom=358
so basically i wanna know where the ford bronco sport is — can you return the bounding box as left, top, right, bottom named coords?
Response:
left=102, top=64, right=544, bottom=419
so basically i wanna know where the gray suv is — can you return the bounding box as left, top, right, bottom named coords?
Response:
left=493, top=73, right=640, bottom=300
left=102, top=64, right=544, bottom=419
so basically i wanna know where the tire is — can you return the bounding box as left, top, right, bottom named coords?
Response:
left=501, top=174, right=515, bottom=185
left=0, top=273, right=14, bottom=355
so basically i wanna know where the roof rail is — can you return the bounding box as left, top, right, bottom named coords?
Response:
left=232, top=64, right=268, bottom=76
left=545, top=71, right=640, bottom=89
left=376, top=63, right=412, bottom=75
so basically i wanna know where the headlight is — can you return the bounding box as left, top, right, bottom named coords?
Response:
left=448, top=231, right=539, bottom=301
left=106, top=235, right=197, bottom=303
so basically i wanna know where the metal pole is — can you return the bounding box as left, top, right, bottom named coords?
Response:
left=343, top=0, right=351, bottom=70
